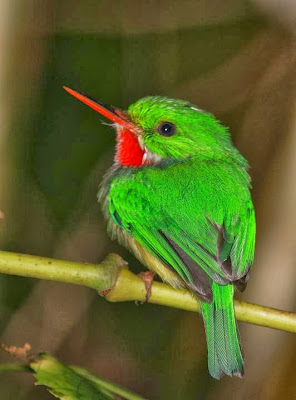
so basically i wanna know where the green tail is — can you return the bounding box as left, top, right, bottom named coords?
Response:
left=201, top=282, right=244, bottom=379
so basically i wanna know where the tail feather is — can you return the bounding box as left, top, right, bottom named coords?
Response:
left=201, top=282, right=244, bottom=379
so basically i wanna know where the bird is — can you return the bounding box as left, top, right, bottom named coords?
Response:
left=63, top=86, right=256, bottom=379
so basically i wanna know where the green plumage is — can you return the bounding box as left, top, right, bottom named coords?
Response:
left=201, top=283, right=243, bottom=379
left=98, top=96, right=256, bottom=379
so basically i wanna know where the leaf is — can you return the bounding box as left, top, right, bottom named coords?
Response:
left=30, top=353, right=146, bottom=400
left=30, top=354, right=115, bottom=400
left=0, top=346, right=147, bottom=399
left=69, top=366, right=148, bottom=400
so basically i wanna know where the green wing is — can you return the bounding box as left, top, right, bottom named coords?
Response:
left=222, top=200, right=256, bottom=280
left=108, top=193, right=255, bottom=302
left=105, top=163, right=255, bottom=302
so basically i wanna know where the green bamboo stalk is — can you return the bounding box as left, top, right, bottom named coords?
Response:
left=0, top=250, right=295, bottom=333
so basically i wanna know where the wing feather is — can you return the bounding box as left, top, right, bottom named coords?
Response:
left=105, top=165, right=255, bottom=299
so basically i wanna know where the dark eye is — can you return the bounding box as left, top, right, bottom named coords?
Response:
left=157, top=122, right=176, bottom=137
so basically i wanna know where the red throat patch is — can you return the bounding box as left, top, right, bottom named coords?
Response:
left=115, top=127, right=145, bottom=167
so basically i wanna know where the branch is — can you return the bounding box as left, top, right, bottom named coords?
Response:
left=0, top=250, right=295, bottom=333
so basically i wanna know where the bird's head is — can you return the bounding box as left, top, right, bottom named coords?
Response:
left=64, top=88, right=240, bottom=168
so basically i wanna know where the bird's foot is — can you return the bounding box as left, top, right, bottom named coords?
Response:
left=139, top=271, right=155, bottom=302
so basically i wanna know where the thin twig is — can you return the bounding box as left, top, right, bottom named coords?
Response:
left=0, top=364, right=30, bottom=372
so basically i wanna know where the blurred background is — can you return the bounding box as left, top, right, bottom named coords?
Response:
left=0, top=1, right=296, bottom=399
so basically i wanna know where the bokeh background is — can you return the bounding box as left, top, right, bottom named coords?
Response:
left=0, top=1, right=296, bottom=399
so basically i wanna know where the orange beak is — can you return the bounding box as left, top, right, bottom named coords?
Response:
left=63, top=86, right=133, bottom=131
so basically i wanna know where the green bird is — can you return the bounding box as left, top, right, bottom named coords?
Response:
left=64, top=87, right=256, bottom=379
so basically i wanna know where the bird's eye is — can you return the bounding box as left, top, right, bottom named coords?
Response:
left=157, top=122, right=176, bottom=137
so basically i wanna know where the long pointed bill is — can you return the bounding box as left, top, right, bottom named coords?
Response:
left=63, top=86, right=133, bottom=131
